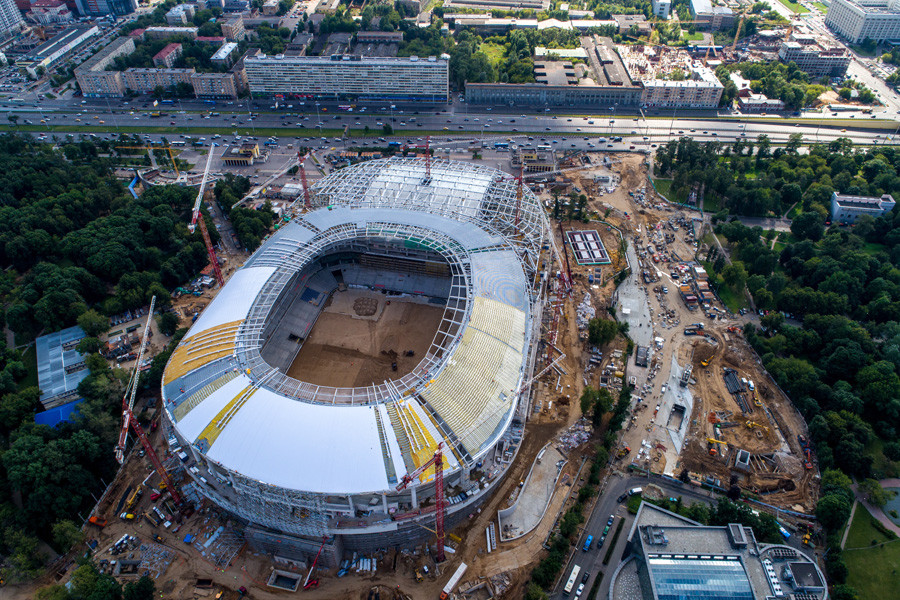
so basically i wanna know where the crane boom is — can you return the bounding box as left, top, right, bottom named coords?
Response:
left=187, top=144, right=224, bottom=286
left=189, top=143, right=217, bottom=230
left=297, top=151, right=312, bottom=208
left=116, top=296, right=156, bottom=464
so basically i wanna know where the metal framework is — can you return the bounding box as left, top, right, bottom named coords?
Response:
left=164, top=158, right=551, bottom=545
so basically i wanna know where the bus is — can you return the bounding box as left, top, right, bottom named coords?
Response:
left=583, top=535, right=593, bottom=552
left=338, top=104, right=355, bottom=111
left=494, top=141, right=509, bottom=150
left=537, top=144, right=551, bottom=151
left=564, top=565, right=581, bottom=595
left=8, top=98, right=25, bottom=105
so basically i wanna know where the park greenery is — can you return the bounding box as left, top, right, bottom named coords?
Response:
left=36, top=565, right=155, bottom=600
left=0, top=135, right=277, bottom=581
left=654, top=136, right=900, bottom=218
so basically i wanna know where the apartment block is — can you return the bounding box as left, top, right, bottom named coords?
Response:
left=153, top=43, right=182, bottom=68
left=777, top=34, right=850, bottom=77
left=144, top=26, right=199, bottom=40
left=244, top=53, right=449, bottom=101
left=826, top=0, right=900, bottom=43
left=0, top=0, right=24, bottom=39
left=74, top=36, right=136, bottom=97
left=221, top=16, right=245, bottom=41
left=124, top=67, right=195, bottom=92
left=190, top=71, right=239, bottom=98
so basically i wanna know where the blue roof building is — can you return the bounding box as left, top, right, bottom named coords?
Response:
left=35, top=325, right=89, bottom=410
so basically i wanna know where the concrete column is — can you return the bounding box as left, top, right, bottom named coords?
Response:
left=411, top=486, right=418, bottom=509
left=382, top=493, right=388, bottom=514
left=347, top=494, right=355, bottom=514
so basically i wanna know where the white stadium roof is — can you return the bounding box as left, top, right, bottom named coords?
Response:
left=162, top=159, right=546, bottom=496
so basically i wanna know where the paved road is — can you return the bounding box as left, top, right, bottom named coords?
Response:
left=551, top=473, right=721, bottom=600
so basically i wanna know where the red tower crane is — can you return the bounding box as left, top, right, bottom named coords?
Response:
left=114, top=297, right=183, bottom=505
left=188, top=143, right=224, bottom=287
left=396, top=442, right=446, bottom=562
left=515, top=164, right=524, bottom=235
left=297, top=151, right=312, bottom=209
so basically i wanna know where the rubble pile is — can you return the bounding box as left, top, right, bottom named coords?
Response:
left=576, top=292, right=596, bottom=330
left=556, top=418, right=593, bottom=453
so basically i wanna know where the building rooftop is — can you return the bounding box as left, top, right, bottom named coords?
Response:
left=833, top=192, right=895, bottom=208
left=36, top=325, right=88, bottom=408
left=212, top=42, right=238, bottom=60
left=26, top=25, right=97, bottom=60
left=154, top=43, right=181, bottom=61
left=691, top=0, right=713, bottom=14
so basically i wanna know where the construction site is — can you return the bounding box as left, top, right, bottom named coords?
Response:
left=17, top=144, right=824, bottom=600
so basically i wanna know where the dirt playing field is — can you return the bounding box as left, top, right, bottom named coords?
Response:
left=287, top=289, right=444, bottom=387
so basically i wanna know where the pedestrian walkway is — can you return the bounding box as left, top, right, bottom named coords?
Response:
left=850, top=478, right=900, bottom=540
left=498, top=445, right=566, bottom=541
left=841, top=500, right=857, bottom=550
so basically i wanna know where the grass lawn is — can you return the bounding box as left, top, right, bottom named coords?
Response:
left=651, top=178, right=689, bottom=204
left=850, top=44, right=878, bottom=57
left=702, top=194, right=720, bottom=213
left=812, top=1, right=828, bottom=10
left=479, top=42, right=506, bottom=67
left=862, top=241, right=889, bottom=256
left=776, top=0, right=810, bottom=12
left=683, top=32, right=704, bottom=41
left=715, top=281, right=747, bottom=313
left=844, top=505, right=900, bottom=600
left=17, top=344, right=38, bottom=391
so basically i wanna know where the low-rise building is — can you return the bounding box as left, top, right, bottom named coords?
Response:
left=651, top=0, right=671, bottom=19
left=689, top=0, right=735, bottom=30
left=26, top=0, right=74, bottom=24
left=223, top=142, right=260, bottom=165
left=825, top=0, right=900, bottom=43
left=75, top=36, right=135, bottom=96
left=443, top=0, right=549, bottom=9
left=144, top=26, right=199, bottom=40
left=262, top=0, right=278, bottom=14
left=777, top=34, right=850, bottom=77
left=356, top=30, right=404, bottom=43
left=191, top=71, right=240, bottom=97
left=621, top=45, right=723, bottom=108
left=612, top=13, right=651, bottom=35
left=223, top=0, right=249, bottom=12
left=610, top=502, right=827, bottom=600
left=831, top=192, right=896, bottom=223
left=18, top=24, right=98, bottom=78
left=152, top=42, right=182, bottom=68
left=738, top=94, right=786, bottom=112
left=124, top=67, right=195, bottom=92
left=211, top=41, right=239, bottom=66
left=166, top=3, right=195, bottom=24
left=196, top=35, right=226, bottom=45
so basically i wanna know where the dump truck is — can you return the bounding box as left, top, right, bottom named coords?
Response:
left=88, top=516, right=107, bottom=528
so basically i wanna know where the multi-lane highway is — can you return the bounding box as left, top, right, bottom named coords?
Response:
left=9, top=98, right=898, bottom=150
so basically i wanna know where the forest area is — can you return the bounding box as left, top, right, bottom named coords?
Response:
left=659, top=138, right=900, bottom=598
left=0, top=134, right=271, bottom=584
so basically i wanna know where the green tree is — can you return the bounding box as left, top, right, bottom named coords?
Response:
left=816, top=493, right=852, bottom=531
left=858, top=478, right=889, bottom=506
left=51, top=519, right=84, bottom=553
left=77, top=309, right=109, bottom=337
left=123, top=575, right=155, bottom=600
left=157, top=311, right=179, bottom=337
left=76, top=336, right=102, bottom=354
left=587, top=317, right=618, bottom=346
left=791, top=211, right=825, bottom=241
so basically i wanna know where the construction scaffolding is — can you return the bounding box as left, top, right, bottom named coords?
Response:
left=137, top=542, right=174, bottom=579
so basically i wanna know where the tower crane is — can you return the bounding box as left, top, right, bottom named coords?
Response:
left=188, top=143, right=224, bottom=287
left=297, top=150, right=312, bottom=209
left=405, top=136, right=432, bottom=182
left=114, top=297, right=183, bottom=505
left=396, top=442, right=446, bottom=562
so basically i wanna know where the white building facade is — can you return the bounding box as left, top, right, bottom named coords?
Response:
left=831, top=192, right=896, bottom=223
left=825, top=0, right=900, bottom=43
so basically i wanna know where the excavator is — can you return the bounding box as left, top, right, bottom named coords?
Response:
left=746, top=421, right=769, bottom=432
left=707, top=438, right=727, bottom=456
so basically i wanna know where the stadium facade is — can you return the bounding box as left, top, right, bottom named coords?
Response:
left=161, top=159, right=549, bottom=560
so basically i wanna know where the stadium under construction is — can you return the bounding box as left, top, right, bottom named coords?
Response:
left=160, top=158, right=550, bottom=564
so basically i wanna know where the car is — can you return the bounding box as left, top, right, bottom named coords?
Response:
left=575, top=583, right=585, bottom=598
left=607, top=515, right=615, bottom=526
left=582, top=571, right=590, bottom=584
left=603, top=525, right=610, bottom=536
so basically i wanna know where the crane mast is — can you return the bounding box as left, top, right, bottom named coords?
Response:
left=297, top=151, right=312, bottom=209
left=189, top=144, right=224, bottom=287
left=116, top=296, right=156, bottom=464
left=396, top=443, right=446, bottom=562
left=113, top=297, right=183, bottom=505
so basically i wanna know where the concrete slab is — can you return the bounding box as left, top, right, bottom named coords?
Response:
left=498, top=444, right=566, bottom=541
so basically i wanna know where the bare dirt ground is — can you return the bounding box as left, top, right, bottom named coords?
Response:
left=288, top=290, right=444, bottom=387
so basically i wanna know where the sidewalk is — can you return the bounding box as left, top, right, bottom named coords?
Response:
left=850, top=478, right=900, bottom=539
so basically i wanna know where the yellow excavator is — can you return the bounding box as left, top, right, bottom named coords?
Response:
left=746, top=421, right=769, bottom=432
left=707, top=438, right=727, bottom=456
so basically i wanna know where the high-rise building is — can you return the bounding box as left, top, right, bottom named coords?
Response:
left=244, top=53, right=449, bottom=101
left=0, top=0, right=25, bottom=39
left=77, top=0, right=136, bottom=16
left=826, top=0, right=900, bottom=43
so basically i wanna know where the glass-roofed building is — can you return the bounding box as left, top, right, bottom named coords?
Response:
left=608, top=502, right=827, bottom=600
